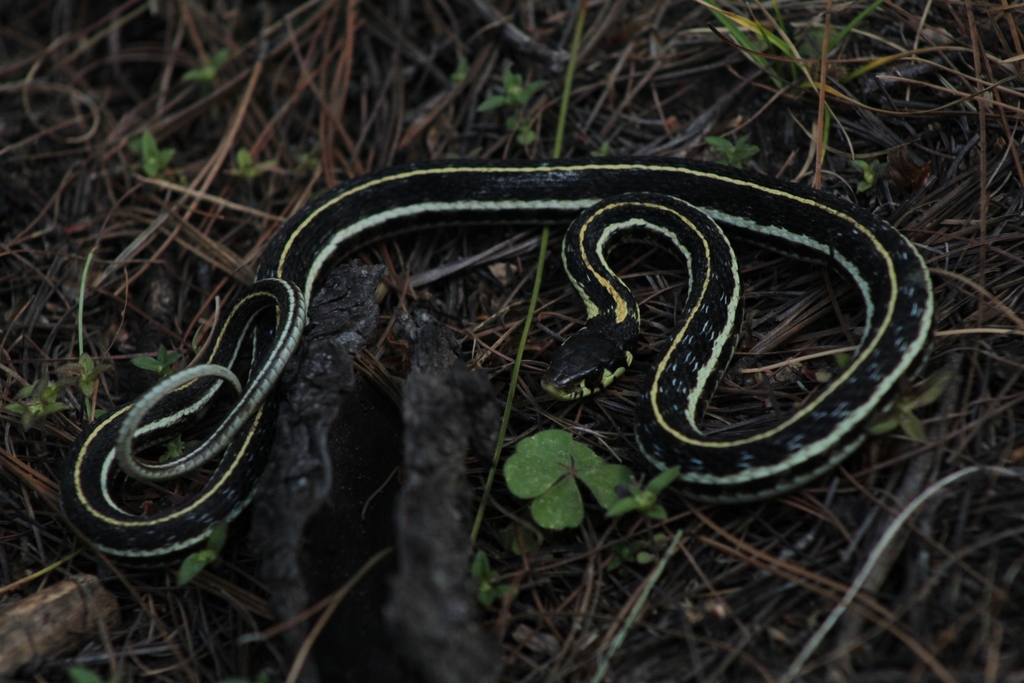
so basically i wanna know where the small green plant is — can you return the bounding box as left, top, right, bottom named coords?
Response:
left=177, top=521, right=228, bottom=586
left=181, top=48, right=230, bottom=86
left=867, top=368, right=951, bottom=441
left=128, top=130, right=175, bottom=178
left=57, top=353, right=112, bottom=421
left=131, top=344, right=182, bottom=379
left=503, top=430, right=632, bottom=530
left=477, top=62, right=547, bottom=146
left=450, top=55, right=470, bottom=84
left=228, top=147, right=277, bottom=181
left=591, top=141, right=612, bottom=157
left=158, top=434, right=189, bottom=463
left=706, top=134, right=760, bottom=168
left=606, top=539, right=652, bottom=572
left=851, top=158, right=888, bottom=193
left=66, top=667, right=111, bottom=683
left=471, top=550, right=514, bottom=608
left=606, top=467, right=681, bottom=521
left=4, top=379, right=69, bottom=430
left=701, top=0, right=885, bottom=87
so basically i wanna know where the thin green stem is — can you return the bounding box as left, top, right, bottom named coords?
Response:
left=552, top=0, right=587, bottom=158
left=470, top=228, right=550, bottom=543
left=77, top=249, right=95, bottom=358
left=471, top=0, right=584, bottom=543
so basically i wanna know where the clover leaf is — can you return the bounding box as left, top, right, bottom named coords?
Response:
left=503, top=430, right=632, bottom=530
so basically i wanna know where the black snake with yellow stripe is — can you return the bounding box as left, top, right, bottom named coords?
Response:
left=61, top=158, right=934, bottom=557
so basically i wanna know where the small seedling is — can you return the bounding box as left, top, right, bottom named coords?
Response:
left=57, top=353, right=111, bottom=397
left=57, top=353, right=112, bottom=420
left=128, top=130, right=176, bottom=178
left=177, top=521, right=229, bottom=585
left=471, top=550, right=514, bottom=608
left=131, top=344, right=182, bottom=379
left=228, top=147, right=277, bottom=182
left=503, top=430, right=632, bottom=531
left=851, top=158, right=888, bottom=193
left=4, top=378, right=69, bottom=431
left=591, top=141, right=612, bottom=157
left=606, top=539, right=652, bottom=572
left=158, top=434, right=189, bottom=463
left=606, top=533, right=675, bottom=573
left=867, top=368, right=952, bottom=441
left=606, top=467, right=681, bottom=521
left=477, top=62, right=547, bottom=146
left=706, top=134, right=760, bottom=168
left=181, top=48, right=230, bottom=86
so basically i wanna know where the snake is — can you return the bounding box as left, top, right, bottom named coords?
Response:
left=59, top=157, right=934, bottom=558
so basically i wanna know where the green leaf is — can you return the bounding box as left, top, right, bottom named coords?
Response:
left=505, top=430, right=640, bottom=529
left=471, top=549, right=495, bottom=581
left=834, top=352, right=853, bottom=370
left=450, top=55, right=470, bottom=84
left=504, top=430, right=575, bottom=499
left=477, top=94, right=508, bottom=112
left=66, top=667, right=109, bottom=683
left=158, top=434, right=185, bottom=462
left=181, top=47, right=230, bottom=84
left=899, top=411, right=926, bottom=441
left=605, top=496, right=641, bottom=518
left=130, top=131, right=175, bottom=178
left=644, top=504, right=668, bottom=521
left=707, top=134, right=758, bottom=168
left=207, top=521, right=229, bottom=554
left=866, top=412, right=900, bottom=436
left=530, top=476, right=583, bottom=530
left=472, top=550, right=514, bottom=608
left=228, top=147, right=276, bottom=181
left=907, top=368, right=951, bottom=409
left=853, top=158, right=887, bottom=193
left=5, top=379, right=69, bottom=430
left=39, top=401, right=69, bottom=419
left=131, top=356, right=162, bottom=373
left=705, top=135, right=733, bottom=151
left=635, top=551, right=656, bottom=564
left=521, top=79, right=547, bottom=102
left=576, top=463, right=632, bottom=509
left=646, top=466, right=681, bottom=495
left=477, top=582, right=513, bottom=609
left=178, top=548, right=216, bottom=585
left=131, top=344, right=181, bottom=378
left=501, top=62, right=523, bottom=93
left=516, top=127, right=536, bottom=146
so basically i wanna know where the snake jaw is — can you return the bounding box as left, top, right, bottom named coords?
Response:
left=542, top=329, right=634, bottom=401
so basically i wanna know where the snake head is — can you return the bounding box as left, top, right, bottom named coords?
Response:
left=542, top=328, right=633, bottom=401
